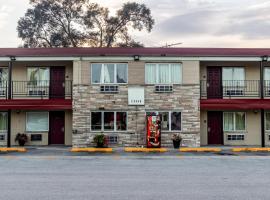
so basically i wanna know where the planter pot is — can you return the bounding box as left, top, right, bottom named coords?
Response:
left=173, top=140, right=181, bottom=149
left=96, top=142, right=105, bottom=148
left=18, top=140, right=26, bottom=146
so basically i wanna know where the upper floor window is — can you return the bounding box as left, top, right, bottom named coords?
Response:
left=91, top=64, right=128, bottom=84
left=27, top=67, right=50, bottom=86
left=145, top=63, right=182, bottom=84
left=264, top=67, right=270, bottom=80
left=222, top=67, right=245, bottom=86
left=0, top=68, right=8, bottom=82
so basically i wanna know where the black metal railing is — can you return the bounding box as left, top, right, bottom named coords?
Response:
left=0, top=80, right=72, bottom=99
left=200, top=80, right=261, bottom=98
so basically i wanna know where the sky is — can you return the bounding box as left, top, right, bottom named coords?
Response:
left=0, top=0, right=270, bottom=48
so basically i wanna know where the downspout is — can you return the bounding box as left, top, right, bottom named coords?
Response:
left=260, top=56, right=267, bottom=147
left=7, top=56, right=15, bottom=147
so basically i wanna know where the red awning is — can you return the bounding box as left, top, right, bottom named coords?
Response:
left=200, top=99, right=270, bottom=110
left=0, top=99, right=72, bottom=110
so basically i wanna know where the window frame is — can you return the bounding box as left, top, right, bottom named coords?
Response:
left=223, top=112, right=246, bottom=132
left=90, top=111, right=128, bottom=132
left=91, top=63, right=128, bottom=84
left=26, top=111, right=49, bottom=132
left=145, top=63, right=183, bottom=84
left=265, top=112, right=270, bottom=131
left=146, top=111, right=182, bottom=131
left=0, top=112, right=7, bottom=132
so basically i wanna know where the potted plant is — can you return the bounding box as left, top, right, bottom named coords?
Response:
left=93, top=134, right=108, bottom=148
left=15, top=133, right=28, bottom=146
left=171, top=133, right=182, bottom=149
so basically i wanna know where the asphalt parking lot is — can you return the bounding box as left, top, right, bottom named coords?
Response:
left=1, top=147, right=270, bottom=200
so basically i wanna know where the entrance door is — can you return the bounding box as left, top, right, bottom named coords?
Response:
left=207, top=67, right=222, bottom=99
left=208, top=111, right=223, bottom=145
left=49, top=111, right=65, bottom=145
left=50, top=67, right=65, bottom=99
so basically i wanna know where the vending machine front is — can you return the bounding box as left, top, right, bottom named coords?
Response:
left=146, top=114, right=161, bottom=148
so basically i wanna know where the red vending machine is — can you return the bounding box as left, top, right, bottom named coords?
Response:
left=146, top=113, right=161, bottom=148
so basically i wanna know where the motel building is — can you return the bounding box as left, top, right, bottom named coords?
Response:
left=0, top=48, right=270, bottom=148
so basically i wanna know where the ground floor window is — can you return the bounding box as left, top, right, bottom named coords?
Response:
left=223, top=112, right=246, bottom=131
left=0, top=112, right=7, bottom=131
left=26, top=112, right=49, bottom=132
left=146, top=111, right=181, bottom=131
left=91, top=111, right=127, bottom=131
left=265, top=112, right=270, bottom=131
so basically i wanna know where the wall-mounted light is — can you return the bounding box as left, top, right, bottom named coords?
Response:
left=134, top=55, right=140, bottom=61
left=9, top=56, right=16, bottom=61
left=99, top=106, right=105, bottom=110
left=262, top=55, right=268, bottom=62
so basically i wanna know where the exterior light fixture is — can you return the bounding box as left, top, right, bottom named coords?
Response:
left=262, top=55, right=268, bottom=62
left=134, top=55, right=140, bottom=61
left=9, top=56, right=16, bottom=61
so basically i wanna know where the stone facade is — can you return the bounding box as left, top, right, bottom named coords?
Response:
left=72, top=84, right=200, bottom=147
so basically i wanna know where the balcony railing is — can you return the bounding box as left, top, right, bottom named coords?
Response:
left=0, top=80, right=72, bottom=99
left=200, top=80, right=262, bottom=98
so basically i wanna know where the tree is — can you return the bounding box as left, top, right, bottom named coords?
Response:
left=17, top=0, right=154, bottom=47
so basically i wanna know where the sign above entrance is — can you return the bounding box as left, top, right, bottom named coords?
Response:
left=128, top=87, right=144, bottom=105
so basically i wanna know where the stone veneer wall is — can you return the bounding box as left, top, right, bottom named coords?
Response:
left=72, top=84, right=200, bottom=147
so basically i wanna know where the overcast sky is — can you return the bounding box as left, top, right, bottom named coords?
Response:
left=1, top=0, right=270, bottom=48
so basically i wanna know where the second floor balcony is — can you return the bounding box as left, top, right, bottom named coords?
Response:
left=0, top=80, right=72, bottom=99
left=200, top=80, right=270, bottom=99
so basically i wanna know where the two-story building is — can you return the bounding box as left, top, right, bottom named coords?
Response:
left=0, top=48, right=269, bottom=147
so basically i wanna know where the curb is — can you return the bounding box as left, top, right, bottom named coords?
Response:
left=124, top=148, right=168, bottom=153
left=232, top=148, right=270, bottom=152
left=0, top=148, right=27, bottom=153
left=70, top=148, right=113, bottom=153
left=180, top=148, right=221, bottom=152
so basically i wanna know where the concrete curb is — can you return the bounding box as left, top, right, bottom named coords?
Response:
left=70, top=148, right=113, bottom=153
left=0, top=148, right=27, bottom=152
left=124, top=148, right=168, bottom=152
left=232, top=148, right=270, bottom=152
left=180, top=148, right=221, bottom=152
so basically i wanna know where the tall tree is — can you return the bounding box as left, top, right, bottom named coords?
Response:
left=17, top=0, right=154, bottom=47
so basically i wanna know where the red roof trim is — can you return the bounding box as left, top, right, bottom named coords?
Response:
left=0, top=47, right=270, bottom=57
left=0, top=99, right=72, bottom=110
left=200, top=99, right=270, bottom=110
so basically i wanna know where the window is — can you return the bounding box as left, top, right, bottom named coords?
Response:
left=91, top=111, right=127, bottom=131
left=27, top=67, right=50, bottom=86
left=265, top=112, right=270, bottom=131
left=264, top=67, right=270, bottom=81
left=26, top=112, right=49, bottom=132
left=146, top=111, right=181, bottom=131
left=91, top=64, right=128, bottom=84
left=145, top=63, right=182, bottom=84
left=223, top=112, right=246, bottom=131
left=0, top=112, right=7, bottom=131
left=0, top=68, right=8, bottom=95
left=222, top=67, right=245, bottom=86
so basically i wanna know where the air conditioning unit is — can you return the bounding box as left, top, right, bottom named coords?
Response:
left=107, top=135, right=118, bottom=144
left=28, top=90, right=46, bottom=96
left=100, top=85, right=119, bottom=93
left=225, top=89, right=243, bottom=96
left=155, top=85, right=173, bottom=93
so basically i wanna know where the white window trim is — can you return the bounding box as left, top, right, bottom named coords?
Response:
left=91, top=63, right=128, bottom=84
left=146, top=111, right=182, bottom=132
left=26, top=112, right=49, bottom=132
left=145, top=63, right=183, bottom=84
left=91, top=111, right=128, bottom=132
left=223, top=112, right=246, bottom=132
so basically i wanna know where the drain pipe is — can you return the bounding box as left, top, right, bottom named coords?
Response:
left=261, top=55, right=268, bottom=147
left=7, top=56, right=15, bottom=147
